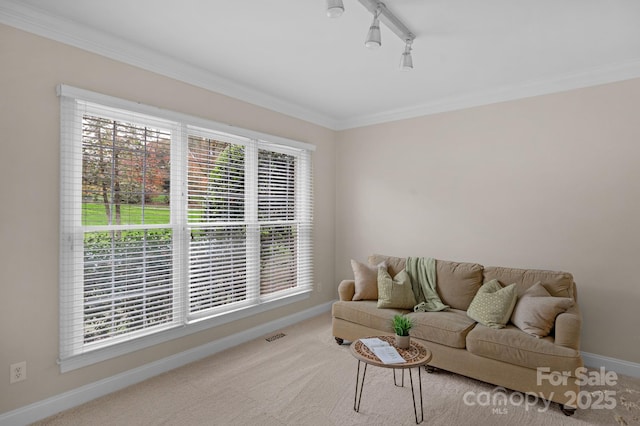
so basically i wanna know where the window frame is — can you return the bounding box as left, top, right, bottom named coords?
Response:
left=58, top=85, right=314, bottom=372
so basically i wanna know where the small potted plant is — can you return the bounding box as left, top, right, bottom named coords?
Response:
left=392, top=314, right=414, bottom=349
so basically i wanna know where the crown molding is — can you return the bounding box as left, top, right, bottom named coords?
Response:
left=0, top=0, right=341, bottom=130
left=2, top=0, right=640, bottom=132
left=336, top=59, right=640, bottom=130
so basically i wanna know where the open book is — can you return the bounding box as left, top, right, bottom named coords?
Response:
left=359, top=338, right=406, bottom=364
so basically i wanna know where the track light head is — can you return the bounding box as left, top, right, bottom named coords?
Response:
left=365, top=7, right=382, bottom=49
left=400, top=40, right=413, bottom=70
left=365, top=19, right=381, bottom=48
left=326, top=0, right=344, bottom=18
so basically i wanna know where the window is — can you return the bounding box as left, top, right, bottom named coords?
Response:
left=59, top=86, right=313, bottom=370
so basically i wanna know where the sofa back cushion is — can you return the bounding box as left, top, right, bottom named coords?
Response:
left=436, top=260, right=484, bottom=310
left=368, top=255, right=483, bottom=310
left=483, top=266, right=575, bottom=300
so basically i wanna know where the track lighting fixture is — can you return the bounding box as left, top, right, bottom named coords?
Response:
left=326, top=0, right=416, bottom=69
left=400, top=39, right=413, bottom=70
left=326, top=0, right=344, bottom=18
left=365, top=6, right=382, bottom=49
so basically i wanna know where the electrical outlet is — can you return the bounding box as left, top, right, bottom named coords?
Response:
left=10, top=361, right=26, bottom=384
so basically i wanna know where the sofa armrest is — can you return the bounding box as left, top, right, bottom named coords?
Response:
left=554, top=303, right=582, bottom=350
left=338, top=280, right=355, bottom=301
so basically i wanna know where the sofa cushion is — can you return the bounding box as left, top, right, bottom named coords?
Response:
left=483, top=266, right=574, bottom=299
left=351, top=259, right=386, bottom=301
left=332, top=300, right=409, bottom=333
left=377, top=268, right=417, bottom=309
left=511, top=282, right=574, bottom=338
left=407, top=309, right=477, bottom=349
left=466, top=324, right=583, bottom=372
left=466, top=279, right=517, bottom=329
left=435, top=260, right=484, bottom=310
left=368, top=254, right=406, bottom=277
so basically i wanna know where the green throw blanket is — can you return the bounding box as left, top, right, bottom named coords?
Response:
left=406, top=257, right=449, bottom=312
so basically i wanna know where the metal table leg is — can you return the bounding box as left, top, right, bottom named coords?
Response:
left=393, top=368, right=405, bottom=387
left=354, top=362, right=424, bottom=423
left=353, top=360, right=368, bottom=412
left=409, top=367, right=424, bottom=423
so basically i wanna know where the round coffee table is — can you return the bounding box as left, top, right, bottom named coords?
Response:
left=350, top=336, right=432, bottom=424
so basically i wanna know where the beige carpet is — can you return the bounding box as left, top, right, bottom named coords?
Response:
left=35, top=313, right=640, bottom=426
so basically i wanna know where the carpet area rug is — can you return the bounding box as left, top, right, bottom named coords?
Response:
left=35, top=313, right=640, bottom=425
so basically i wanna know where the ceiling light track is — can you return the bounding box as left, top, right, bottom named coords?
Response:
left=357, top=0, right=415, bottom=45
left=326, top=0, right=415, bottom=70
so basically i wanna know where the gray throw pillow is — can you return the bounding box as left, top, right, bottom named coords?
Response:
left=511, top=282, right=574, bottom=337
left=351, top=259, right=387, bottom=300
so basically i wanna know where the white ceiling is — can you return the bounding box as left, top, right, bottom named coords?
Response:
left=2, top=0, right=640, bottom=129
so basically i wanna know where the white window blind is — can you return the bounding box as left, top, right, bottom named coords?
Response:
left=258, top=147, right=313, bottom=298
left=59, top=85, right=314, bottom=370
left=187, top=131, right=253, bottom=318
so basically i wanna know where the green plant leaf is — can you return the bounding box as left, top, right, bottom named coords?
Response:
left=391, top=314, right=413, bottom=336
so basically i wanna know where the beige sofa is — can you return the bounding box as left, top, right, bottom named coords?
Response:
left=332, top=254, right=583, bottom=415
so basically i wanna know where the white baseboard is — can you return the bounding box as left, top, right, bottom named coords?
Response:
left=0, top=301, right=334, bottom=426
left=582, top=351, right=640, bottom=378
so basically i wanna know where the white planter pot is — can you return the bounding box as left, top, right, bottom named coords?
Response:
left=395, top=334, right=410, bottom=349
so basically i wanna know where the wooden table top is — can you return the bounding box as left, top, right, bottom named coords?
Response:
left=350, top=336, right=432, bottom=369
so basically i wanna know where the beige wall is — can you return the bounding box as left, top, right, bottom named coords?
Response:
left=3, top=18, right=640, bottom=415
left=0, top=24, right=336, bottom=413
left=336, top=78, right=640, bottom=365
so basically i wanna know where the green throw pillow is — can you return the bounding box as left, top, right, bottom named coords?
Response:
left=377, top=267, right=416, bottom=309
left=467, top=279, right=517, bottom=328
